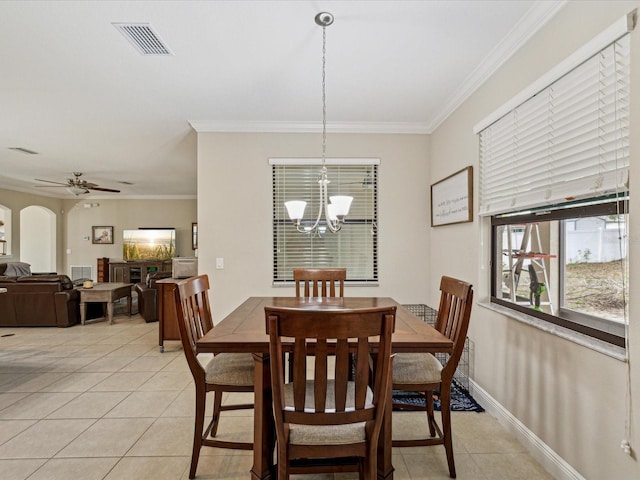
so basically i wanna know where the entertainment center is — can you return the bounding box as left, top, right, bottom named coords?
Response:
left=107, top=260, right=172, bottom=284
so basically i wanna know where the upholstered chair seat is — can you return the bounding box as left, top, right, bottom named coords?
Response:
left=285, top=380, right=373, bottom=446
left=204, top=353, right=255, bottom=386
left=392, top=352, right=443, bottom=385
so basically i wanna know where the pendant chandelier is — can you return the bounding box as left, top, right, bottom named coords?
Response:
left=284, top=12, right=353, bottom=234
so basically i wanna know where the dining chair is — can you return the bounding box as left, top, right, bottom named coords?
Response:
left=174, top=274, right=254, bottom=479
left=294, top=267, right=346, bottom=297
left=291, top=267, right=348, bottom=379
left=265, top=304, right=396, bottom=480
left=391, top=276, right=473, bottom=479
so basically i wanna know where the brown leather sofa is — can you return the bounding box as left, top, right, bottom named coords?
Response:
left=0, top=274, right=80, bottom=327
left=135, top=271, right=173, bottom=323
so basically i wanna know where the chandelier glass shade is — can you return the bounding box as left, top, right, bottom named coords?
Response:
left=284, top=12, right=352, bottom=234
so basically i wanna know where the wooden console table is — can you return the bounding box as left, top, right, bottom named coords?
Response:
left=156, top=278, right=181, bottom=352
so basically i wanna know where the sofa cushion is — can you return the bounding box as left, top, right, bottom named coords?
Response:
left=0, top=275, right=17, bottom=283
left=0, top=263, right=6, bottom=275
left=16, top=274, right=74, bottom=290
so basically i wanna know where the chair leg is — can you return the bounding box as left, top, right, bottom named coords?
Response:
left=425, top=390, right=437, bottom=437
left=190, top=385, right=206, bottom=479
left=277, top=441, right=288, bottom=480
left=210, top=390, right=223, bottom=437
left=365, top=442, right=376, bottom=480
left=440, top=385, right=456, bottom=478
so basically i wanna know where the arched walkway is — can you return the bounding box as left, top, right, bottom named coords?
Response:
left=20, top=205, right=56, bottom=273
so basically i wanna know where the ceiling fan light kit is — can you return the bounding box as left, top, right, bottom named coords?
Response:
left=67, top=186, right=89, bottom=196
left=284, top=12, right=353, bottom=235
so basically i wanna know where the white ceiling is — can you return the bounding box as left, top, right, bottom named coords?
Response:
left=0, top=0, right=565, bottom=199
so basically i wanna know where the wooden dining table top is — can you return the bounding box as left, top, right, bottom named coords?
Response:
left=197, top=296, right=453, bottom=355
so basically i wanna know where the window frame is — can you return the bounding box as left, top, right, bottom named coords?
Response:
left=270, top=158, right=379, bottom=285
left=490, top=197, right=627, bottom=348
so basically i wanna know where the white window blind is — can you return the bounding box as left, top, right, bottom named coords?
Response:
left=479, top=34, right=630, bottom=216
left=271, top=158, right=378, bottom=283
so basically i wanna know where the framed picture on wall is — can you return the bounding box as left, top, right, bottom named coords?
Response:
left=92, top=226, right=114, bottom=244
left=430, top=166, right=473, bottom=227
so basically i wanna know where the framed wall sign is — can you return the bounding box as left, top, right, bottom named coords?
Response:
left=92, top=226, right=114, bottom=244
left=430, top=166, right=473, bottom=227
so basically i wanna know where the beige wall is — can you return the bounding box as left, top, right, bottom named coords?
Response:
left=196, top=132, right=431, bottom=320
left=64, top=198, right=196, bottom=278
left=430, top=1, right=640, bottom=479
left=0, top=188, right=65, bottom=271
left=0, top=189, right=196, bottom=278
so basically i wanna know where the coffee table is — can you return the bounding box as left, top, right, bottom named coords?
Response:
left=79, top=282, right=133, bottom=325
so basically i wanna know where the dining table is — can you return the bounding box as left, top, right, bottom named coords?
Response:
left=196, top=296, right=453, bottom=480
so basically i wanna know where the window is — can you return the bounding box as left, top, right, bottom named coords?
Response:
left=479, top=28, right=630, bottom=347
left=491, top=197, right=628, bottom=347
left=271, top=158, right=378, bottom=283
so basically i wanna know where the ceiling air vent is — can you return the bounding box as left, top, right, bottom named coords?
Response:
left=113, top=23, right=172, bottom=56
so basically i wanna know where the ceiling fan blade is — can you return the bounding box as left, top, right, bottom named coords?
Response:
left=88, top=186, right=120, bottom=193
left=34, top=178, right=69, bottom=186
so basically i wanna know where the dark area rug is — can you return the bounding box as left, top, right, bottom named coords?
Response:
left=392, top=381, right=484, bottom=412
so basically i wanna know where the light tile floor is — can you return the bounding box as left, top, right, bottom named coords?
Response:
left=0, top=313, right=554, bottom=480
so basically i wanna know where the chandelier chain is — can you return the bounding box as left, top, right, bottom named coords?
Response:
left=321, top=23, right=327, bottom=165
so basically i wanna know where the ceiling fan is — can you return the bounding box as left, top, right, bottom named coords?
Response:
left=34, top=172, right=121, bottom=195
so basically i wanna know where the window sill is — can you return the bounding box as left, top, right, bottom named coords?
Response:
left=478, top=301, right=627, bottom=361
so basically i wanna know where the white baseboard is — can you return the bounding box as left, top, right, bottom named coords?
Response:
left=469, top=379, right=585, bottom=480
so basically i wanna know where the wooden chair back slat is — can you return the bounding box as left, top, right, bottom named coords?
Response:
left=293, top=268, right=346, bottom=298
left=334, top=338, right=349, bottom=412
left=292, top=338, right=307, bottom=411
left=354, top=337, right=369, bottom=409
left=314, top=339, right=328, bottom=411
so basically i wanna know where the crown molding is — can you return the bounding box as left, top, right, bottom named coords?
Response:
left=0, top=183, right=196, bottom=200
left=426, top=0, right=568, bottom=133
left=188, top=121, right=430, bottom=135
